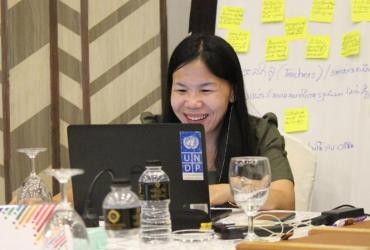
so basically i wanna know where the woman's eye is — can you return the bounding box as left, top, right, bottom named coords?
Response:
left=174, top=89, right=187, bottom=93
left=201, top=89, right=213, bottom=93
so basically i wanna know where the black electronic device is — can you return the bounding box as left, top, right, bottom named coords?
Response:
left=311, top=207, right=365, bottom=226
left=213, top=211, right=296, bottom=239
left=210, top=208, right=233, bottom=222
left=213, top=223, right=294, bottom=239
left=68, top=123, right=211, bottom=230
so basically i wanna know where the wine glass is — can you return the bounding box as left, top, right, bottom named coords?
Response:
left=228, top=156, right=271, bottom=241
left=43, top=168, right=89, bottom=250
left=17, top=147, right=52, bottom=204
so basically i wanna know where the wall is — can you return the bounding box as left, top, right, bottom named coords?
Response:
left=166, top=0, right=191, bottom=57
left=0, top=0, right=165, bottom=203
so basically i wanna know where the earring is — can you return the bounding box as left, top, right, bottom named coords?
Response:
left=230, top=94, right=236, bottom=103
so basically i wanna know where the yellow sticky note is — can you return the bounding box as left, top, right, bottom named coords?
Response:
left=226, top=30, right=250, bottom=53
left=265, top=36, right=288, bottom=61
left=284, top=107, right=308, bottom=133
left=200, top=222, right=213, bottom=230
left=218, top=6, right=244, bottom=29
left=310, top=0, right=335, bottom=23
left=284, top=17, right=307, bottom=40
left=341, top=31, right=361, bottom=57
left=305, top=35, right=331, bottom=59
left=261, top=0, right=285, bottom=23
left=351, top=0, right=370, bottom=22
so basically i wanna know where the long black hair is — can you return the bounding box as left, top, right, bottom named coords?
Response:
left=163, top=34, right=253, bottom=166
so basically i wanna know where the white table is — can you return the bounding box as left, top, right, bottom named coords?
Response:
left=100, top=210, right=320, bottom=250
left=105, top=236, right=235, bottom=250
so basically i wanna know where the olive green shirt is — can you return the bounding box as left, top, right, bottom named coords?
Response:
left=250, top=113, right=294, bottom=183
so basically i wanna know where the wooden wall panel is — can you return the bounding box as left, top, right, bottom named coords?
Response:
left=57, top=0, right=83, bottom=169
left=0, top=1, right=4, bottom=204
left=7, top=0, right=52, bottom=194
left=89, top=0, right=162, bottom=124
left=0, top=0, right=166, bottom=203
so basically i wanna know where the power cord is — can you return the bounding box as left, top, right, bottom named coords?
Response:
left=331, top=204, right=369, bottom=217
left=331, top=204, right=355, bottom=210
left=214, top=205, right=368, bottom=240
left=82, top=168, right=115, bottom=227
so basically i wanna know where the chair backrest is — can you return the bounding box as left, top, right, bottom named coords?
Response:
left=282, top=133, right=317, bottom=211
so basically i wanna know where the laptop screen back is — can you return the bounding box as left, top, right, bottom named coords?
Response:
left=67, top=123, right=210, bottom=224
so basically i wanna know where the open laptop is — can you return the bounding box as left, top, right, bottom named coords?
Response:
left=68, top=123, right=211, bottom=229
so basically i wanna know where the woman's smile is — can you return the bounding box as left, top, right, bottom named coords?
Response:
left=184, top=113, right=209, bottom=122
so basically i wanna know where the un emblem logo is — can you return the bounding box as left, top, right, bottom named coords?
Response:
left=183, top=135, right=199, bottom=150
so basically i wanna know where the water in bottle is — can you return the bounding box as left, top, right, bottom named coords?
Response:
left=139, top=160, right=171, bottom=244
left=102, top=178, right=141, bottom=240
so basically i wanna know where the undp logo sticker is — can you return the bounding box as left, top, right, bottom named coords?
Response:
left=180, top=131, right=204, bottom=181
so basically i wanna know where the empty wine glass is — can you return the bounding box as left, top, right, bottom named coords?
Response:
left=228, top=156, right=271, bottom=241
left=43, top=168, right=89, bottom=250
left=17, top=147, right=52, bottom=204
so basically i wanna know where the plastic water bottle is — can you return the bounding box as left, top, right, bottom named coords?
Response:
left=139, top=160, right=171, bottom=244
left=102, top=178, right=141, bottom=240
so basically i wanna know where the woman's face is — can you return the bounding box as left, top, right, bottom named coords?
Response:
left=171, top=59, right=233, bottom=138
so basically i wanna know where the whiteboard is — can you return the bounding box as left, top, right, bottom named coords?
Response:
left=215, top=0, right=370, bottom=212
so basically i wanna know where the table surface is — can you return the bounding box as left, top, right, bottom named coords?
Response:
left=102, top=210, right=320, bottom=250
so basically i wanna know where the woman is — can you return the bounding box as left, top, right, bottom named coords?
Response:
left=160, top=34, right=294, bottom=210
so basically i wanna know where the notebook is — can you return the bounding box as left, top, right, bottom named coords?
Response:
left=0, top=204, right=57, bottom=249
left=67, top=123, right=211, bottom=229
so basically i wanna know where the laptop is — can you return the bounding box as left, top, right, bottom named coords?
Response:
left=67, top=123, right=211, bottom=229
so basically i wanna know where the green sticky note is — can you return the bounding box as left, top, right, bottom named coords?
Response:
left=284, top=17, right=307, bottom=40
left=310, top=0, right=336, bottom=23
left=261, top=0, right=285, bottom=23
left=351, top=0, right=370, bottom=22
left=265, top=36, right=289, bottom=61
left=73, top=239, right=91, bottom=250
left=341, top=30, right=361, bottom=57
left=87, top=227, right=107, bottom=250
left=218, top=6, right=244, bottom=29
left=284, top=107, right=309, bottom=133
left=305, top=35, right=331, bottom=59
left=226, top=29, right=250, bottom=53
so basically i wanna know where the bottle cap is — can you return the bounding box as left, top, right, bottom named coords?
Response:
left=111, top=178, right=130, bottom=187
left=145, top=160, right=162, bottom=166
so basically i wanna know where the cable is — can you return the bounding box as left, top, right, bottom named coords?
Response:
left=331, top=204, right=355, bottom=210
left=254, top=213, right=284, bottom=241
left=331, top=204, right=369, bottom=217
left=86, top=169, right=115, bottom=200
left=82, top=168, right=115, bottom=227
left=253, top=206, right=368, bottom=239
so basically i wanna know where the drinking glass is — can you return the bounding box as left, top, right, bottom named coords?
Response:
left=228, top=156, right=271, bottom=241
left=43, top=168, right=89, bottom=250
left=17, top=147, right=52, bottom=204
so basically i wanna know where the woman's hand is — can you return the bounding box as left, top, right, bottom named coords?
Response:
left=209, top=179, right=295, bottom=210
left=261, top=179, right=295, bottom=210
left=209, top=183, right=233, bottom=206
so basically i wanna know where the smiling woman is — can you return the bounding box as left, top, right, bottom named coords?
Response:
left=154, top=34, right=295, bottom=210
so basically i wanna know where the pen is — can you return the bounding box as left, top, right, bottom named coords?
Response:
left=332, top=215, right=367, bottom=227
